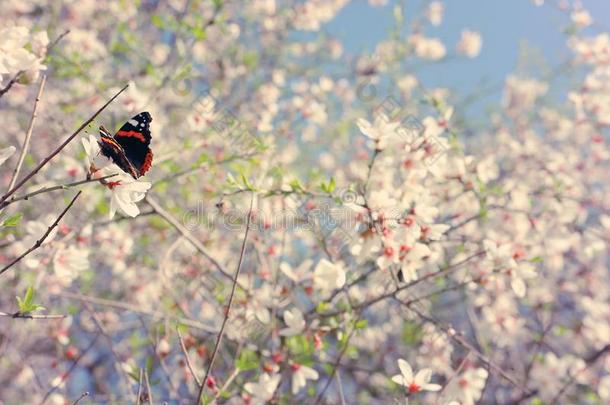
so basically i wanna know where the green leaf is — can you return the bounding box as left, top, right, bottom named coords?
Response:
left=320, top=177, right=336, bottom=194
left=287, top=335, right=313, bottom=357
left=176, top=323, right=189, bottom=335
left=236, top=349, right=258, bottom=371
left=240, top=174, right=255, bottom=191
left=151, top=14, right=164, bottom=29
left=173, top=63, right=193, bottom=82
left=346, top=345, right=359, bottom=359
left=127, top=369, right=140, bottom=382
left=355, top=319, right=368, bottom=329
left=15, top=286, right=45, bottom=314
left=242, top=51, right=258, bottom=69
left=227, top=173, right=238, bottom=187
left=2, top=212, right=23, bottom=227
left=24, top=286, right=34, bottom=307
left=316, top=302, right=329, bottom=313
left=146, top=356, right=154, bottom=374
left=402, top=321, right=423, bottom=345
left=289, top=178, right=304, bottom=192
left=191, top=26, right=207, bottom=40
left=328, top=177, right=336, bottom=193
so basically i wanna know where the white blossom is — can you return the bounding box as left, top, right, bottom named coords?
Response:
left=244, top=373, right=281, bottom=405
left=391, top=358, right=442, bottom=393
left=279, top=308, right=305, bottom=336
left=107, top=175, right=152, bottom=219
left=457, top=30, right=482, bottom=58
left=291, top=364, right=319, bottom=394
left=0, top=146, right=16, bottom=166
left=313, top=259, right=346, bottom=293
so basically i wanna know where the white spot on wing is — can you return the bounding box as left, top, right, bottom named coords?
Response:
left=128, top=119, right=139, bottom=126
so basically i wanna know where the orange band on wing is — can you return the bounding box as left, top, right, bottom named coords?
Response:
left=100, top=137, right=122, bottom=149
left=140, top=150, right=154, bottom=175
left=116, top=130, right=147, bottom=142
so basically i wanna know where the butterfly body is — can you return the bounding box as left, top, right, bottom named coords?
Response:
left=98, top=112, right=153, bottom=179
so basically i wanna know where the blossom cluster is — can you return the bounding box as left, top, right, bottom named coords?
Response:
left=0, top=26, right=48, bottom=86
left=0, top=1, right=608, bottom=405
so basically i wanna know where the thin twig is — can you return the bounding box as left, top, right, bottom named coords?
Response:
left=317, top=251, right=485, bottom=318
left=152, top=153, right=257, bottom=188
left=39, top=334, right=100, bottom=405
left=407, top=303, right=532, bottom=395
left=1, top=174, right=117, bottom=209
left=213, top=368, right=240, bottom=400
left=195, top=193, right=254, bottom=405
left=55, top=291, right=216, bottom=332
left=136, top=369, right=144, bottom=405
left=335, top=369, right=347, bottom=405
left=438, top=352, right=471, bottom=396
left=177, top=328, right=201, bottom=386
left=0, top=311, right=67, bottom=320
left=145, top=195, right=246, bottom=289
left=548, top=344, right=610, bottom=404
left=0, top=191, right=81, bottom=277
left=314, top=313, right=362, bottom=404
left=144, top=368, right=153, bottom=404
left=8, top=74, right=47, bottom=192
left=47, top=30, right=70, bottom=53
left=72, top=392, right=89, bottom=405
left=85, top=304, right=131, bottom=396
left=0, top=71, right=24, bottom=99
left=136, top=317, right=178, bottom=395
left=0, top=84, right=129, bottom=206
left=0, top=30, right=68, bottom=99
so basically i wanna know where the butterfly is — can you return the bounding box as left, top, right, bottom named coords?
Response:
left=98, top=112, right=154, bottom=179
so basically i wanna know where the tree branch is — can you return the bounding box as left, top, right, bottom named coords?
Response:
left=0, top=84, right=129, bottom=207
left=145, top=195, right=247, bottom=289
left=143, top=368, right=153, bottom=404
left=0, top=71, right=24, bottom=99
left=177, top=327, right=201, bottom=386
left=55, top=291, right=217, bottom=332
left=47, top=30, right=70, bottom=53
left=0, top=311, right=67, bottom=320
left=136, top=368, right=144, bottom=405
left=71, top=392, right=89, bottom=405
left=7, top=74, right=47, bottom=192
left=39, top=334, right=100, bottom=405
left=316, top=251, right=485, bottom=318
left=195, top=192, right=254, bottom=405
left=314, top=312, right=362, bottom=404
left=0, top=29, right=68, bottom=100
left=0, top=191, right=82, bottom=277
left=1, top=174, right=117, bottom=209
left=406, top=303, right=532, bottom=396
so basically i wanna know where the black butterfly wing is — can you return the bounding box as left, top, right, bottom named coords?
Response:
left=113, top=112, right=153, bottom=177
left=98, top=133, right=140, bottom=179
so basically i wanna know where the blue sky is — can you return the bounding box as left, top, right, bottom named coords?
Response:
left=326, top=0, right=610, bottom=116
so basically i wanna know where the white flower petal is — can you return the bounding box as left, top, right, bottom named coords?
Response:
left=397, top=359, right=414, bottom=382
left=414, top=368, right=432, bottom=385
left=0, top=146, right=16, bottom=166
left=423, top=383, right=442, bottom=391
left=391, top=374, right=405, bottom=385
left=511, top=278, right=526, bottom=298
left=300, top=365, right=319, bottom=379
